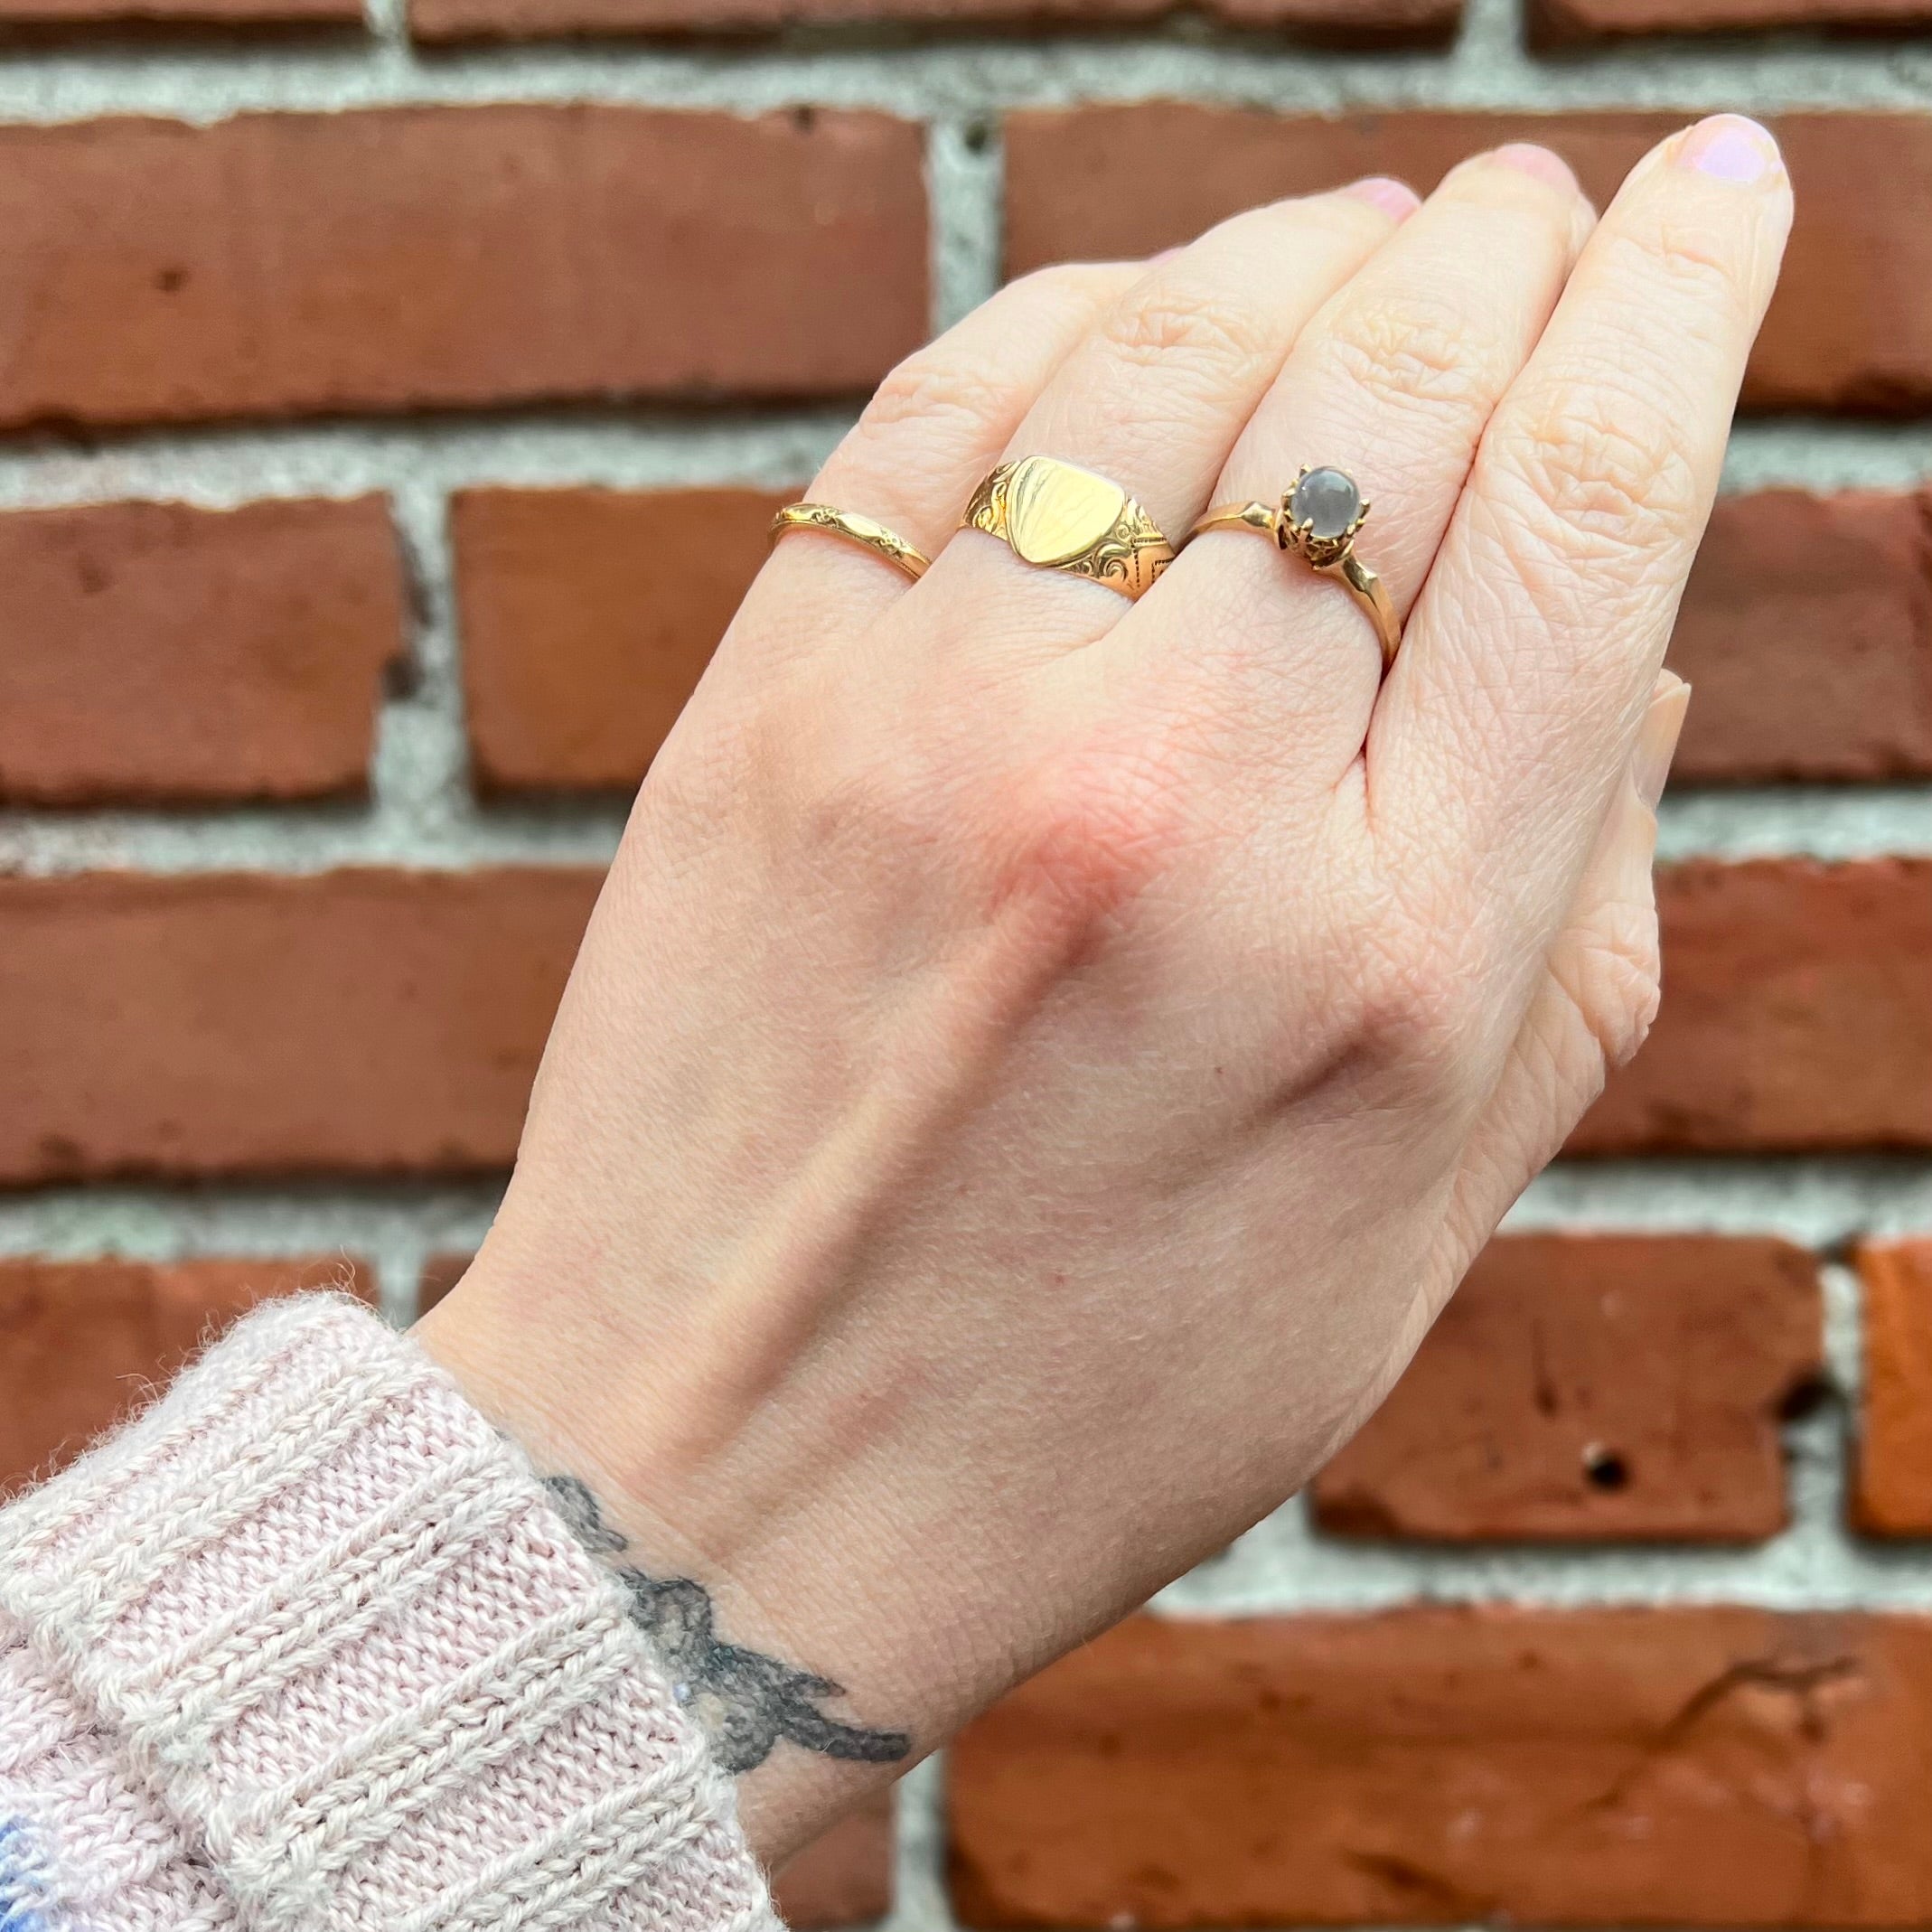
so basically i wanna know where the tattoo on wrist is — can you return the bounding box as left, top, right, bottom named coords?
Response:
left=541, top=1474, right=912, bottom=1776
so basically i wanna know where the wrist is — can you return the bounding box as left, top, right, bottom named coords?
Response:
left=412, top=1231, right=927, bottom=1868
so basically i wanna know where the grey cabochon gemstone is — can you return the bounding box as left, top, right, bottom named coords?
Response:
left=1291, top=467, right=1362, bottom=541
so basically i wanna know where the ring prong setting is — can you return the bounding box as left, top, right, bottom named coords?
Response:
left=1280, top=464, right=1369, bottom=567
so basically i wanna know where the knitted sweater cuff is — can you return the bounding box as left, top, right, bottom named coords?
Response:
left=0, top=1293, right=777, bottom=1932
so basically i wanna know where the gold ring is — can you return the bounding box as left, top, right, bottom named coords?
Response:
left=962, top=455, right=1175, bottom=601
left=771, top=502, right=931, bottom=581
left=1190, top=466, right=1401, bottom=674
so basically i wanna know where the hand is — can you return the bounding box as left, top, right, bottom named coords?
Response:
left=416, top=116, right=1789, bottom=1863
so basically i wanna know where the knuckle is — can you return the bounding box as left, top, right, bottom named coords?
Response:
left=860, top=343, right=1015, bottom=440
left=1097, top=279, right=1275, bottom=383
left=1487, top=375, right=1700, bottom=576
left=1322, top=291, right=1491, bottom=422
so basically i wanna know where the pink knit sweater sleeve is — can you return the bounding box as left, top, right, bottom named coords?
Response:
left=0, top=1293, right=779, bottom=1932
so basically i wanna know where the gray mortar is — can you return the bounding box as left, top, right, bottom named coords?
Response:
left=3, top=0, right=1932, bottom=1913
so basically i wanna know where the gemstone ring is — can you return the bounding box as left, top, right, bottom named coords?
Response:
left=1188, top=466, right=1402, bottom=674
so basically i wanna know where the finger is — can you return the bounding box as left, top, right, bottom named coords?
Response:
left=1427, top=672, right=1688, bottom=1321
left=732, top=261, right=1142, bottom=669
left=915, top=183, right=1416, bottom=660
left=1375, top=115, right=1792, bottom=952
left=1111, top=143, right=1593, bottom=788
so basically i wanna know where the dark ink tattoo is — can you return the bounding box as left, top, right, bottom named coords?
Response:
left=541, top=1473, right=912, bottom=1776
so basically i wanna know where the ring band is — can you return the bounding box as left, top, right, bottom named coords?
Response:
left=771, top=502, right=931, bottom=581
left=1190, top=466, right=1401, bottom=673
left=963, top=455, right=1175, bottom=601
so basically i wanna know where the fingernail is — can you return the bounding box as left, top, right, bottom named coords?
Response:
left=1150, top=245, right=1184, bottom=267
left=1633, top=674, right=1693, bottom=812
left=1675, top=114, right=1781, bottom=184
left=1341, top=175, right=1421, bottom=221
left=1488, top=143, right=1580, bottom=195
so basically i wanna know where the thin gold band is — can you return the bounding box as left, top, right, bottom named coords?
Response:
left=1190, top=476, right=1402, bottom=675
left=771, top=502, right=931, bottom=581
left=964, top=455, right=1175, bottom=601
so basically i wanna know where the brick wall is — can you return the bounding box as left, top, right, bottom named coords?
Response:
left=4, top=0, right=1932, bottom=1920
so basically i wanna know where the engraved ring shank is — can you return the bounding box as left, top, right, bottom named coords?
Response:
left=771, top=502, right=932, bottom=581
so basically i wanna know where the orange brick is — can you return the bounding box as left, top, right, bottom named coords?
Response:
left=0, top=1257, right=376, bottom=1490
left=454, top=487, right=782, bottom=793
left=951, top=1610, right=1932, bottom=1927
left=1312, top=1234, right=1823, bottom=1542
left=0, top=497, right=404, bottom=805
left=1667, top=491, right=1932, bottom=783
left=0, top=869, right=600, bottom=1181
left=1575, top=859, right=1932, bottom=1153
left=1004, top=109, right=1932, bottom=412
left=0, top=107, right=926, bottom=431
left=1854, top=1239, right=1932, bottom=1534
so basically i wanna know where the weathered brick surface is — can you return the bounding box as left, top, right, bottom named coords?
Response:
left=0, top=1257, right=376, bottom=1490
left=1312, top=1234, right=1823, bottom=1542
left=1532, top=0, right=1932, bottom=40
left=772, top=1792, right=895, bottom=1928
left=1003, top=109, right=1932, bottom=412
left=1667, top=491, right=1932, bottom=783
left=949, top=1609, right=1932, bottom=1928
left=1574, top=859, right=1932, bottom=1153
left=1854, top=1239, right=1932, bottom=1535
left=0, top=497, right=405, bottom=805
left=0, top=869, right=600, bottom=1182
left=0, top=108, right=926, bottom=431
left=412, top=0, right=1450, bottom=43
left=455, top=487, right=782, bottom=793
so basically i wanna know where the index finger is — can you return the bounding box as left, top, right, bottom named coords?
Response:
left=1369, top=116, right=1792, bottom=959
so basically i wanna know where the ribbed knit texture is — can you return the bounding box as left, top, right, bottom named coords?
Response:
left=0, top=1294, right=777, bottom=1932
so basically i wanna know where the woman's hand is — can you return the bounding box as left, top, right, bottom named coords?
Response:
left=417, top=117, right=1789, bottom=1863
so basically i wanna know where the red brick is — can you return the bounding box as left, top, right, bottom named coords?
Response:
left=0, top=1256, right=376, bottom=1491
left=0, top=108, right=925, bottom=432
left=455, top=487, right=782, bottom=793
left=1004, top=109, right=1932, bottom=413
left=418, top=1252, right=474, bottom=1317
left=772, top=1791, right=895, bottom=1928
left=411, top=0, right=1449, bottom=43
left=1533, top=0, right=1932, bottom=41
left=0, top=497, right=404, bottom=805
left=0, top=869, right=600, bottom=1182
left=0, top=0, right=357, bottom=23
left=1853, top=1239, right=1932, bottom=1535
left=1311, top=1233, right=1823, bottom=1543
left=1574, top=859, right=1932, bottom=1153
left=1666, top=491, right=1932, bottom=783
left=949, top=1609, right=1932, bottom=1928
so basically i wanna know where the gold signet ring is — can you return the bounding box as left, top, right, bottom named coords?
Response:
left=963, top=455, right=1176, bottom=601
left=770, top=503, right=932, bottom=581
left=1189, top=466, right=1402, bottom=674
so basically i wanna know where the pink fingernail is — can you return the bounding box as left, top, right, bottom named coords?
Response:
left=1489, top=143, right=1580, bottom=195
left=1150, top=245, right=1184, bottom=266
left=1675, top=114, right=1780, bottom=183
left=1341, top=175, right=1421, bottom=221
